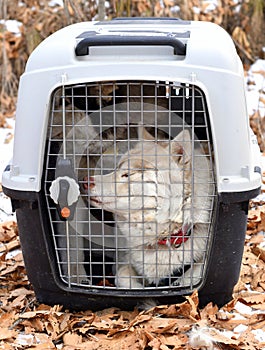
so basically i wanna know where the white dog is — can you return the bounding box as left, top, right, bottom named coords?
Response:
left=86, top=127, right=213, bottom=289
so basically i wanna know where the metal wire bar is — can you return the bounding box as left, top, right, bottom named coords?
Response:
left=44, top=80, right=216, bottom=292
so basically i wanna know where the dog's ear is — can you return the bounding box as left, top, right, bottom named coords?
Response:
left=138, top=125, right=155, bottom=141
left=170, top=130, right=191, bottom=165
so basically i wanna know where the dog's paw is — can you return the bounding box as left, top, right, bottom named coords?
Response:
left=189, top=325, right=215, bottom=350
left=116, top=265, right=143, bottom=289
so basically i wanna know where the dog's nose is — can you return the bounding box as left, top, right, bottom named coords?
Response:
left=83, top=176, right=95, bottom=191
left=89, top=176, right=95, bottom=189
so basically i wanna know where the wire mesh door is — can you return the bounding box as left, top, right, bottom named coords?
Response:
left=44, top=80, right=216, bottom=294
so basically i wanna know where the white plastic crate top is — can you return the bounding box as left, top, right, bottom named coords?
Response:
left=2, top=19, right=261, bottom=193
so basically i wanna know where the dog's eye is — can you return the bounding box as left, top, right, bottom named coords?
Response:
left=121, top=173, right=129, bottom=178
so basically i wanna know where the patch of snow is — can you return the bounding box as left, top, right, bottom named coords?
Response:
left=221, top=329, right=236, bottom=339
left=252, top=329, right=265, bottom=343
left=250, top=59, right=265, bottom=72
left=5, top=249, right=21, bottom=260
left=231, top=312, right=247, bottom=321
left=246, top=59, right=265, bottom=117
left=0, top=192, right=15, bottom=223
left=234, top=301, right=253, bottom=315
left=193, top=6, right=201, bottom=14
left=0, top=19, right=22, bottom=35
left=205, top=3, right=216, bottom=12
left=233, top=324, right=248, bottom=334
left=48, top=0, right=64, bottom=6
left=15, top=333, right=35, bottom=346
left=171, top=6, right=180, bottom=13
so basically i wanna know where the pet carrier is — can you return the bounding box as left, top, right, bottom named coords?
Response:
left=2, top=18, right=261, bottom=310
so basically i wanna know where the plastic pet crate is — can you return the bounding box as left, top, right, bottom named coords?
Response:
left=2, top=18, right=261, bottom=310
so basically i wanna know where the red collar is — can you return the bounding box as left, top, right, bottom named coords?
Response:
left=158, top=228, right=191, bottom=247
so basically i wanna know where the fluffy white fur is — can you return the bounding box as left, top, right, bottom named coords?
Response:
left=189, top=325, right=216, bottom=349
left=89, top=127, right=213, bottom=288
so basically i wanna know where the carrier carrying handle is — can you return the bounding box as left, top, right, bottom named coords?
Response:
left=75, top=34, right=186, bottom=56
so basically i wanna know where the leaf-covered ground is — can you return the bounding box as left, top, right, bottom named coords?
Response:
left=1, top=190, right=265, bottom=350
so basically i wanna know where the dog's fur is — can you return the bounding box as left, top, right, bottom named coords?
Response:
left=88, top=127, right=213, bottom=289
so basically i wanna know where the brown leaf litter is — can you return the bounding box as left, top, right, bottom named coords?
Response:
left=2, top=197, right=265, bottom=349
